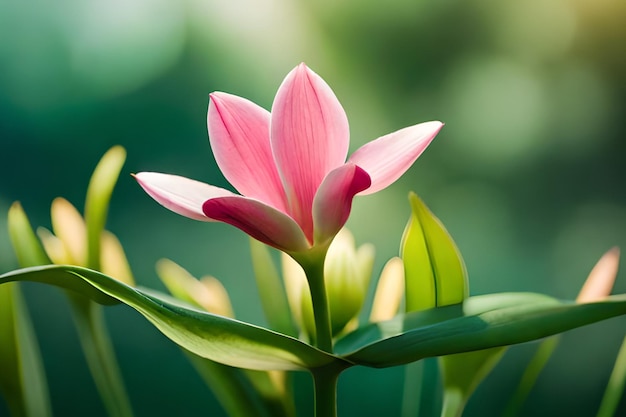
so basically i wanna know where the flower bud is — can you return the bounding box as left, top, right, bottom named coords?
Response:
left=156, top=258, right=234, bottom=318
left=282, top=229, right=375, bottom=339
left=37, top=197, right=135, bottom=286
left=401, top=192, right=468, bottom=311
left=370, top=257, right=405, bottom=322
left=577, top=247, right=620, bottom=303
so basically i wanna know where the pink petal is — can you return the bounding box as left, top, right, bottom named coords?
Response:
left=208, top=93, right=287, bottom=212
left=348, top=121, right=443, bottom=195
left=312, top=164, right=371, bottom=246
left=135, top=172, right=233, bottom=221
left=271, top=63, right=350, bottom=238
left=202, top=196, right=310, bottom=253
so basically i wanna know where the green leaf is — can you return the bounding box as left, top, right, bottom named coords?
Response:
left=0, top=283, right=52, bottom=417
left=184, top=351, right=289, bottom=417
left=439, top=348, right=506, bottom=417
left=66, top=295, right=134, bottom=417
left=249, top=239, right=297, bottom=337
left=8, top=202, right=51, bottom=267
left=4, top=202, right=53, bottom=416
left=8, top=200, right=135, bottom=416
left=503, top=336, right=559, bottom=417
left=400, top=361, right=425, bottom=417
left=336, top=292, right=626, bottom=368
left=84, top=145, right=126, bottom=271
left=0, top=265, right=341, bottom=371
left=401, top=193, right=468, bottom=312
left=242, top=370, right=295, bottom=417
left=596, top=335, right=626, bottom=417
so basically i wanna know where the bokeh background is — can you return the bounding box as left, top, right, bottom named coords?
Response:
left=1, top=0, right=625, bottom=416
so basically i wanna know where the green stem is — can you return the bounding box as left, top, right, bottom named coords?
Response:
left=401, top=361, right=425, bottom=417
left=596, top=335, right=626, bottom=417
left=440, top=389, right=465, bottom=417
left=68, top=294, right=134, bottom=417
left=301, top=257, right=333, bottom=353
left=311, top=363, right=345, bottom=417
left=503, top=336, right=559, bottom=417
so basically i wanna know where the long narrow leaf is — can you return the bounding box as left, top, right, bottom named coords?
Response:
left=336, top=292, right=626, bottom=368
left=0, top=283, right=52, bottom=417
left=249, top=239, right=297, bottom=337
left=8, top=202, right=50, bottom=267
left=184, top=351, right=277, bottom=417
left=596, top=335, right=626, bottom=417
left=9, top=200, right=134, bottom=416
left=0, top=265, right=340, bottom=371
left=4, top=203, right=53, bottom=417
left=439, top=347, right=506, bottom=417
left=503, top=336, right=559, bottom=417
left=66, top=294, right=134, bottom=417
left=84, top=146, right=126, bottom=271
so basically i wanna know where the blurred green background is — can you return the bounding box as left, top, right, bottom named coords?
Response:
left=1, top=0, right=625, bottom=416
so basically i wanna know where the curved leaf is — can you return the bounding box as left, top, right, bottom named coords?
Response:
left=184, top=350, right=286, bottom=417
left=336, top=292, right=626, bottom=368
left=439, top=347, right=507, bottom=417
left=0, top=265, right=341, bottom=371
left=597, top=335, right=626, bottom=417
left=503, top=336, right=559, bottom=417
left=0, top=283, right=52, bottom=417
left=249, top=239, right=297, bottom=337
left=8, top=202, right=51, bottom=267
left=84, top=145, right=126, bottom=270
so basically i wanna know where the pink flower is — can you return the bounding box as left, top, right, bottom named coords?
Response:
left=135, top=64, right=442, bottom=254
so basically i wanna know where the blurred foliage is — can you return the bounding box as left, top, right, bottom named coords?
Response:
left=1, top=0, right=625, bottom=416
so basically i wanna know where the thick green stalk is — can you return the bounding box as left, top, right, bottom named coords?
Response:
left=298, top=250, right=342, bottom=416
left=311, top=363, right=346, bottom=417
left=68, top=294, right=134, bottom=417
left=300, top=257, right=333, bottom=353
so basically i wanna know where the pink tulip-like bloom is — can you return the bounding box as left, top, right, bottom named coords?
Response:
left=135, top=64, right=442, bottom=254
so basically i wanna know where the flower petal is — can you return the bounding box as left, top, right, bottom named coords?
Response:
left=348, top=121, right=443, bottom=195
left=312, top=164, right=371, bottom=246
left=134, top=172, right=233, bottom=221
left=271, top=63, right=350, bottom=237
left=208, top=92, right=287, bottom=211
left=202, top=196, right=310, bottom=252
left=50, top=197, right=87, bottom=265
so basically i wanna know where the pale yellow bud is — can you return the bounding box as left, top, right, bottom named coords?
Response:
left=156, top=259, right=234, bottom=318
left=325, top=229, right=374, bottom=334
left=100, top=230, right=135, bottom=287
left=37, top=227, right=71, bottom=264
left=577, top=247, right=620, bottom=303
left=41, top=198, right=134, bottom=286
left=370, top=257, right=405, bottom=322
left=50, top=197, right=86, bottom=265
left=197, top=276, right=235, bottom=318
